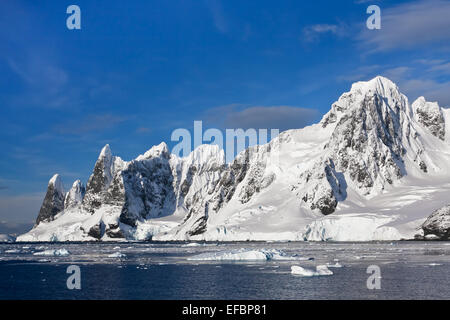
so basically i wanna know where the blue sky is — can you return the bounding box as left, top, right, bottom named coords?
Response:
left=0, top=0, right=450, bottom=230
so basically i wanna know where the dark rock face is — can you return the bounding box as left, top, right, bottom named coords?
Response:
left=412, top=97, right=445, bottom=141
left=300, top=159, right=346, bottom=215
left=83, top=145, right=120, bottom=213
left=105, top=223, right=124, bottom=238
left=327, top=93, right=406, bottom=191
left=118, top=151, right=175, bottom=227
left=84, top=221, right=104, bottom=239
left=422, top=205, right=450, bottom=239
left=35, top=175, right=65, bottom=225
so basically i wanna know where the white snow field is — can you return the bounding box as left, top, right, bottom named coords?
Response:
left=17, top=76, right=450, bottom=242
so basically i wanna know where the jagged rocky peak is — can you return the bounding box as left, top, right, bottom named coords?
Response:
left=35, top=174, right=65, bottom=225
left=412, top=96, right=445, bottom=140
left=49, top=173, right=64, bottom=193
left=136, top=142, right=170, bottom=161
left=82, top=144, right=124, bottom=212
left=302, top=76, right=419, bottom=214
left=321, top=76, right=407, bottom=128
left=64, top=179, right=85, bottom=209
left=185, top=144, right=226, bottom=169
left=421, top=204, right=450, bottom=240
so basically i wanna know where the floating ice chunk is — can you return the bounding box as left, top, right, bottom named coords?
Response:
left=182, top=243, right=202, bottom=247
left=5, top=249, right=21, bottom=253
left=291, top=265, right=333, bottom=276
left=428, top=263, right=442, bottom=266
left=316, top=265, right=333, bottom=275
left=326, top=262, right=343, bottom=268
left=290, top=266, right=317, bottom=276
left=188, top=248, right=307, bottom=261
left=108, top=252, right=126, bottom=258
left=33, top=248, right=70, bottom=256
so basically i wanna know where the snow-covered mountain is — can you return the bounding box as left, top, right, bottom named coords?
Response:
left=17, top=76, right=450, bottom=242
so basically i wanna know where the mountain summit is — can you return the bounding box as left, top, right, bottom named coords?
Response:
left=18, top=76, right=450, bottom=242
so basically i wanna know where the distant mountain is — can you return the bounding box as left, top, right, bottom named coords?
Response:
left=0, top=222, right=33, bottom=237
left=17, top=76, right=450, bottom=242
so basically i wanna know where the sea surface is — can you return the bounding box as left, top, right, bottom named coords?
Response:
left=0, top=241, right=449, bottom=300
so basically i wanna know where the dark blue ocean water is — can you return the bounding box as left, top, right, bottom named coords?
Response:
left=0, top=242, right=449, bottom=299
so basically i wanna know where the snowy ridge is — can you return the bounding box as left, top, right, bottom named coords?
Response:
left=17, top=76, right=450, bottom=242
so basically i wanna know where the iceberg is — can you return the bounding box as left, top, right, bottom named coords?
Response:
left=33, top=248, right=70, bottom=256
left=291, top=265, right=333, bottom=276
left=108, top=252, right=126, bottom=258
left=188, top=248, right=307, bottom=261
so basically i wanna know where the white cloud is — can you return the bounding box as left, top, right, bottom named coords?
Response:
left=359, top=0, right=450, bottom=51
left=203, top=104, right=319, bottom=131
left=429, top=62, right=450, bottom=75
left=205, top=0, right=228, bottom=34
left=302, top=24, right=346, bottom=42
left=399, top=78, right=450, bottom=107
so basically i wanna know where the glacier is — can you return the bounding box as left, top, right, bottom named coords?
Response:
left=17, top=76, right=450, bottom=242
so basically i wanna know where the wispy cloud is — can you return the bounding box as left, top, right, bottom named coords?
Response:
left=337, top=65, right=382, bottom=82
left=53, top=113, right=129, bottom=135
left=400, top=78, right=450, bottom=107
left=302, top=23, right=347, bottom=42
left=0, top=221, right=34, bottom=235
left=358, top=0, right=450, bottom=52
left=136, top=127, right=152, bottom=134
left=428, top=62, right=450, bottom=75
left=205, top=0, right=228, bottom=34
left=0, top=193, right=44, bottom=225
left=203, top=104, right=319, bottom=131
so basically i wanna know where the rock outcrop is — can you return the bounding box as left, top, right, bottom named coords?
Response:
left=412, top=96, right=445, bottom=141
left=422, top=205, right=450, bottom=240
left=35, top=174, right=65, bottom=225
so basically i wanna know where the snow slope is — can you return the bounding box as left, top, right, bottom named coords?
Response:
left=17, top=76, right=450, bottom=242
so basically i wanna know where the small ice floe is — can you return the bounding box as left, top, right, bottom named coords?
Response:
left=5, top=249, right=21, bottom=254
left=291, top=265, right=333, bottom=277
left=33, top=249, right=70, bottom=256
left=326, top=262, right=343, bottom=268
left=136, top=265, right=148, bottom=270
left=428, top=263, right=442, bottom=266
left=113, top=246, right=121, bottom=250
left=182, top=243, right=202, bottom=247
left=188, top=248, right=310, bottom=261
left=108, top=252, right=126, bottom=258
